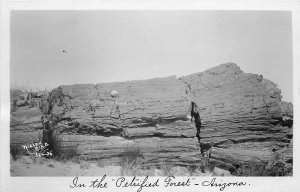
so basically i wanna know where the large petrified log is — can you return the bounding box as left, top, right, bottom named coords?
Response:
left=42, top=63, right=293, bottom=170
left=180, top=63, right=292, bottom=170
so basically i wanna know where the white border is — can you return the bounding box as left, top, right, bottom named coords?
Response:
left=1, top=1, right=299, bottom=192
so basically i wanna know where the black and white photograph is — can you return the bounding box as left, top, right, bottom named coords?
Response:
left=1, top=1, right=299, bottom=192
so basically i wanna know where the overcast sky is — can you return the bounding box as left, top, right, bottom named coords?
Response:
left=10, top=11, right=293, bottom=102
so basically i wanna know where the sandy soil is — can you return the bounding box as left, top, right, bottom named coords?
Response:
left=10, top=155, right=231, bottom=177
left=10, top=156, right=122, bottom=176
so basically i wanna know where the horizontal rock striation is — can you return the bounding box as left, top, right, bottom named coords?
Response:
left=42, top=63, right=293, bottom=171
left=53, top=76, right=191, bottom=137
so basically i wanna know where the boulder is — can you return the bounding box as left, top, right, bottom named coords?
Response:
left=43, top=63, right=292, bottom=172
left=16, top=100, right=27, bottom=107
left=110, top=90, right=119, bottom=98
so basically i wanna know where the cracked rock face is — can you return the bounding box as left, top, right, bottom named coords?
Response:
left=43, top=63, right=293, bottom=170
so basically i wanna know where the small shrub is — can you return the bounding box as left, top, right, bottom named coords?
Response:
left=10, top=144, right=23, bottom=160
left=233, top=161, right=269, bottom=176
left=160, top=162, right=174, bottom=176
left=121, top=147, right=144, bottom=163
left=121, top=157, right=144, bottom=176
left=80, top=161, right=91, bottom=170
left=265, top=153, right=292, bottom=176
left=120, top=147, right=145, bottom=176
left=265, top=161, right=290, bottom=176
left=233, top=155, right=292, bottom=176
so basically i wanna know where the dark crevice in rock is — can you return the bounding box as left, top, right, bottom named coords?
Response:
left=280, top=119, right=293, bottom=128
left=228, top=137, right=287, bottom=144
left=190, top=102, right=201, bottom=143
left=122, top=134, right=192, bottom=140
left=190, top=101, right=211, bottom=155
left=95, top=129, right=123, bottom=136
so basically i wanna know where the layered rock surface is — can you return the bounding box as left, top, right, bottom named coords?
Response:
left=43, top=63, right=293, bottom=171
left=10, top=107, right=43, bottom=146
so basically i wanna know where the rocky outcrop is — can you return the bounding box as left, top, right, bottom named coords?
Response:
left=180, top=63, right=292, bottom=170
left=280, top=101, right=293, bottom=118
left=10, top=106, right=43, bottom=146
left=42, top=63, right=293, bottom=171
left=279, top=101, right=293, bottom=128
left=10, top=89, right=45, bottom=110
